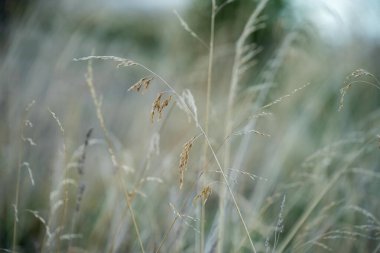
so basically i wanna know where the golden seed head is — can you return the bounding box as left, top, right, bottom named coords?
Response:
left=151, top=93, right=172, bottom=123
left=179, top=137, right=194, bottom=189
left=128, top=77, right=153, bottom=92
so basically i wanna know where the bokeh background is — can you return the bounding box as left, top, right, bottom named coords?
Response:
left=1, top=0, right=380, bottom=252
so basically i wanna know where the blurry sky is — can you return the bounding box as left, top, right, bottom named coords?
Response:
left=61, top=0, right=189, bottom=12
left=103, top=0, right=189, bottom=10
left=57, top=0, right=380, bottom=47
left=95, top=0, right=380, bottom=45
left=289, top=0, right=380, bottom=45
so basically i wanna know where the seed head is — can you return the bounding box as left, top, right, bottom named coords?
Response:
left=194, top=186, right=212, bottom=205
left=128, top=77, right=153, bottom=93
left=179, top=137, right=194, bottom=189
left=151, top=93, right=172, bottom=123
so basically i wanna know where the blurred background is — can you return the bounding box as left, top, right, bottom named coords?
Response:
left=1, top=0, right=380, bottom=252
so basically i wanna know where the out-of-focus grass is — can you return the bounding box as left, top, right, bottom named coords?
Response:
left=1, top=1, right=380, bottom=253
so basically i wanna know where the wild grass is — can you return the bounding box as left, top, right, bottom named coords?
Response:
left=1, top=1, right=380, bottom=253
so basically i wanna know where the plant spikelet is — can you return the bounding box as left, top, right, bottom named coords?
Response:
left=128, top=77, right=153, bottom=93
left=194, top=186, right=212, bottom=205
left=179, top=137, right=195, bottom=189
left=177, top=89, right=199, bottom=127
left=151, top=93, right=172, bottom=123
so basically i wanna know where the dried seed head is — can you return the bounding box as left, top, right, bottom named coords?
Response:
left=128, top=77, right=154, bottom=92
left=142, top=77, right=153, bottom=89
left=151, top=93, right=162, bottom=122
left=151, top=93, right=172, bottom=123
left=158, top=95, right=172, bottom=119
left=194, top=186, right=212, bottom=205
left=179, top=137, right=194, bottom=189
left=128, top=82, right=142, bottom=92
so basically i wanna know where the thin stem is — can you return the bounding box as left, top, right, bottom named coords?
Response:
left=12, top=156, right=22, bottom=253
left=12, top=102, right=34, bottom=253
left=55, top=189, right=68, bottom=253
left=155, top=216, right=179, bottom=253
left=219, top=1, right=269, bottom=252
left=201, top=128, right=257, bottom=253
left=56, top=150, right=68, bottom=253
left=200, top=2, right=216, bottom=251
left=200, top=201, right=205, bottom=253
left=44, top=108, right=67, bottom=253
left=203, top=0, right=216, bottom=170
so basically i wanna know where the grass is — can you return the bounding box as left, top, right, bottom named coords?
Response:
left=1, top=1, right=380, bottom=253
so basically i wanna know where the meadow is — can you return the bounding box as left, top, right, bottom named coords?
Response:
left=1, top=0, right=380, bottom=252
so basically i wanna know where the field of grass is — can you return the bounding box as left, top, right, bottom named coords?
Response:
left=1, top=1, right=380, bottom=252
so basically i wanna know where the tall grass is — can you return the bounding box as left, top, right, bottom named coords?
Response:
left=1, top=1, right=380, bottom=253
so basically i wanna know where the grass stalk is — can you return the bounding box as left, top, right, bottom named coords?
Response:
left=12, top=101, right=35, bottom=253
left=84, top=60, right=145, bottom=253
left=57, top=168, right=68, bottom=252
left=155, top=216, right=179, bottom=253
left=219, top=1, right=269, bottom=252
left=200, top=201, right=205, bottom=253
left=200, top=2, right=216, bottom=251
left=12, top=151, right=22, bottom=253
left=202, top=0, right=216, bottom=169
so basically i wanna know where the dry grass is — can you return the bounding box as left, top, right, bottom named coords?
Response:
left=178, top=137, right=195, bottom=190
left=2, top=1, right=380, bottom=253
left=128, top=77, right=154, bottom=93
left=151, top=93, right=172, bottom=123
